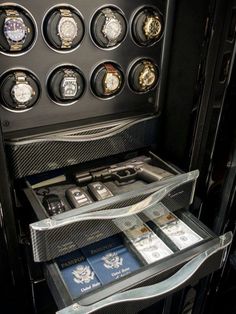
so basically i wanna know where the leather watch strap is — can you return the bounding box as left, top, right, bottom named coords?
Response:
left=104, top=63, right=117, bottom=74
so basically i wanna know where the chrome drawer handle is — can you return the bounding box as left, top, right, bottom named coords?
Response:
left=56, top=232, right=232, bottom=314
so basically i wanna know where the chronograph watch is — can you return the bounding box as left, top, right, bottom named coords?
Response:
left=57, top=9, right=78, bottom=49
left=11, top=72, right=35, bottom=108
left=3, top=9, right=29, bottom=51
left=138, top=61, right=158, bottom=91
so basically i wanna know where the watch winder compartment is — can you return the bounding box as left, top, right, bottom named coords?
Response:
left=0, top=69, right=41, bottom=112
left=47, top=65, right=86, bottom=105
left=90, top=6, right=127, bottom=49
left=90, top=62, right=124, bottom=99
left=42, top=4, right=85, bottom=52
left=0, top=3, right=38, bottom=55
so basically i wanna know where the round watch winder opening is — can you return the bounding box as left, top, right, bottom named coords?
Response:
left=90, top=6, right=127, bottom=50
left=0, top=69, right=41, bottom=112
left=0, top=3, right=38, bottom=56
left=128, top=59, right=159, bottom=93
left=47, top=65, right=86, bottom=105
left=42, top=5, right=84, bottom=53
left=90, top=62, right=124, bottom=99
left=131, top=6, right=164, bottom=47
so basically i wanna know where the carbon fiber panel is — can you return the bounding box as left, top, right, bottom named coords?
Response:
left=6, top=117, right=158, bottom=178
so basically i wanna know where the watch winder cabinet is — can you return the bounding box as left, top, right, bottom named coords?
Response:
left=0, top=1, right=235, bottom=313
left=0, top=0, right=171, bottom=134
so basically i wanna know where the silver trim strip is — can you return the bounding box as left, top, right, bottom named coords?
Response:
left=6, top=116, right=153, bottom=145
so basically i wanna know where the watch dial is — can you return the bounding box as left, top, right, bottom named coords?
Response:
left=12, top=83, right=33, bottom=104
left=141, top=69, right=156, bottom=86
left=104, top=19, right=122, bottom=40
left=59, top=18, right=78, bottom=40
left=4, top=18, right=26, bottom=42
left=105, top=73, right=120, bottom=91
left=144, top=17, right=161, bottom=39
left=61, top=78, right=78, bottom=97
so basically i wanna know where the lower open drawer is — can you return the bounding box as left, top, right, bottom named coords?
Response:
left=43, top=206, right=232, bottom=314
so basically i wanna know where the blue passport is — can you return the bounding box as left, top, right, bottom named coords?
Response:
left=57, top=250, right=101, bottom=299
left=81, top=235, right=141, bottom=285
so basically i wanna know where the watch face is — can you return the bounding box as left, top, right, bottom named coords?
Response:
left=61, top=77, right=78, bottom=98
left=4, top=18, right=27, bottom=42
left=58, top=17, right=78, bottom=41
left=139, top=62, right=157, bottom=90
left=11, top=83, right=34, bottom=104
left=140, top=68, right=156, bottom=87
left=143, top=16, right=162, bottom=39
left=104, top=73, right=120, bottom=92
left=103, top=18, right=122, bottom=41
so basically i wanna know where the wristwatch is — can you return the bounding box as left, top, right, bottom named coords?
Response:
left=60, top=69, right=78, bottom=98
left=101, top=8, right=122, bottom=47
left=138, top=61, right=157, bottom=91
left=103, top=64, right=122, bottom=95
left=3, top=9, right=29, bottom=51
left=11, top=72, right=35, bottom=108
left=143, top=15, right=162, bottom=40
left=57, top=9, right=78, bottom=49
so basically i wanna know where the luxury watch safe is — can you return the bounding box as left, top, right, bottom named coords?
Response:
left=0, top=0, right=236, bottom=313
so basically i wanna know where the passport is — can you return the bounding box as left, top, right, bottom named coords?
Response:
left=81, top=235, right=141, bottom=285
left=57, top=250, right=101, bottom=299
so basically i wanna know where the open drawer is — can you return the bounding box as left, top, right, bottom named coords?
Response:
left=45, top=220, right=231, bottom=314
left=42, top=202, right=231, bottom=314
left=25, top=152, right=199, bottom=261
left=23, top=152, right=232, bottom=313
